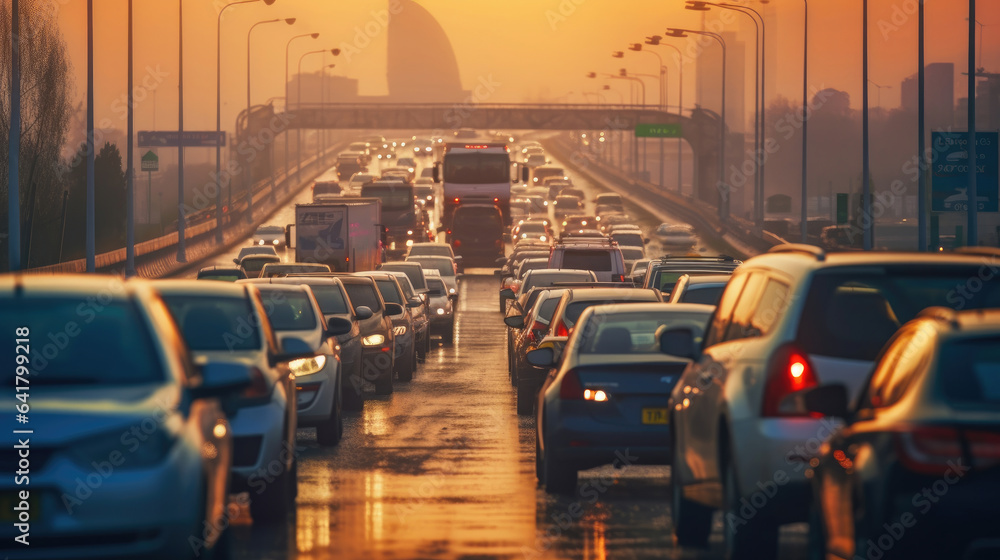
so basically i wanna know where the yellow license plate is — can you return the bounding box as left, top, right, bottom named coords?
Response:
left=642, top=408, right=669, bottom=425
left=0, top=491, right=40, bottom=523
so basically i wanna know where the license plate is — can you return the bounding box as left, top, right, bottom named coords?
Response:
left=0, top=491, right=40, bottom=523
left=642, top=408, right=669, bottom=425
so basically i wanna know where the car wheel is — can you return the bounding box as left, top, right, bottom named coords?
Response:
left=535, top=435, right=544, bottom=488
left=316, top=413, right=341, bottom=446
left=516, top=378, right=534, bottom=416
left=542, top=454, right=578, bottom=496
left=374, top=367, right=394, bottom=395
left=670, top=430, right=712, bottom=547
left=397, top=344, right=415, bottom=382
left=499, top=294, right=506, bottom=313
left=442, top=322, right=455, bottom=344
left=248, top=445, right=292, bottom=524
left=722, top=454, right=778, bottom=560
left=342, top=364, right=365, bottom=411
left=807, top=496, right=827, bottom=560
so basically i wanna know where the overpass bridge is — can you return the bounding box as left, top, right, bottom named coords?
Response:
left=237, top=102, right=725, bottom=206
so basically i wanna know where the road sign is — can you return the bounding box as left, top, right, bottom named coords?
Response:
left=137, top=130, right=226, bottom=147
left=634, top=123, right=682, bottom=138
left=140, top=150, right=158, bottom=172
left=836, top=193, right=848, bottom=224
left=931, top=131, right=998, bottom=212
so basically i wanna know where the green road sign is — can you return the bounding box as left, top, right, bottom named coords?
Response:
left=141, top=150, right=159, bottom=172
left=634, top=123, right=682, bottom=138
left=836, top=193, right=848, bottom=224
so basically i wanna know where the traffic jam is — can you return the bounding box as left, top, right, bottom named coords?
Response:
left=4, top=132, right=1000, bottom=560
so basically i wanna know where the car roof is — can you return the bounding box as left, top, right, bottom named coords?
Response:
left=239, top=276, right=343, bottom=286
left=407, top=255, right=453, bottom=262
left=750, top=246, right=1000, bottom=278
left=681, top=274, right=733, bottom=285
left=152, top=279, right=251, bottom=297
left=0, top=274, right=135, bottom=300
left=586, top=302, right=714, bottom=315
left=563, top=287, right=658, bottom=301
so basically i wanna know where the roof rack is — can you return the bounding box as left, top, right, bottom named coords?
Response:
left=657, top=254, right=740, bottom=262
left=767, top=243, right=826, bottom=261
left=917, top=306, right=960, bottom=329
left=951, top=246, right=1000, bottom=259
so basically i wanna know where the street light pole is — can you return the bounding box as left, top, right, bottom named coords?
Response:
left=863, top=0, right=872, bottom=249
left=126, top=0, right=135, bottom=275
left=967, top=0, right=978, bottom=245
left=285, top=32, right=319, bottom=186
left=177, top=0, right=186, bottom=262
left=86, top=0, right=95, bottom=272
left=645, top=37, right=686, bottom=194
left=802, top=0, right=810, bottom=243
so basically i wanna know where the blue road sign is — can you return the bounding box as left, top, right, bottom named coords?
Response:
left=931, top=131, right=998, bottom=212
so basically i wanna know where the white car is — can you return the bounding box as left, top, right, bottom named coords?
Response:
left=347, top=172, right=378, bottom=195
left=0, top=275, right=252, bottom=559
left=407, top=255, right=459, bottom=296
left=156, top=280, right=314, bottom=524
left=654, top=223, right=696, bottom=248
left=252, top=224, right=286, bottom=247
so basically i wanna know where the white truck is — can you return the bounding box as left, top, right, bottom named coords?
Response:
left=288, top=198, right=383, bottom=272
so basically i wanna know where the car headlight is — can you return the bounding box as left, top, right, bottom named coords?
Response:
left=70, top=427, right=176, bottom=470
left=257, top=240, right=265, bottom=245
left=272, top=239, right=280, bottom=245
left=448, top=288, right=456, bottom=294
left=521, top=233, right=527, bottom=239
left=540, top=235, right=547, bottom=241
left=393, top=326, right=407, bottom=335
left=288, top=354, right=327, bottom=377
left=435, top=308, right=446, bottom=315
left=406, top=239, right=414, bottom=247
left=407, top=230, right=414, bottom=235
left=362, top=334, right=386, bottom=346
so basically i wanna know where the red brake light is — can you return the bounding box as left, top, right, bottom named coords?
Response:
left=761, top=344, right=818, bottom=417
left=453, top=197, right=460, bottom=204
left=453, top=239, right=462, bottom=248
left=559, top=369, right=584, bottom=400
left=556, top=322, right=569, bottom=337
left=493, top=197, right=500, bottom=203
left=896, top=427, right=1000, bottom=475
left=465, top=144, right=488, bottom=149
left=527, top=320, right=546, bottom=343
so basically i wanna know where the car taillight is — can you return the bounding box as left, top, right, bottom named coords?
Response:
left=527, top=320, right=547, bottom=343
left=454, top=239, right=462, bottom=247
left=612, top=274, right=624, bottom=282
left=895, top=426, right=1000, bottom=475
left=242, top=367, right=270, bottom=400
left=559, top=369, right=584, bottom=400
left=761, top=344, right=818, bottom=417
left=555, top=322, right=569, bottom=337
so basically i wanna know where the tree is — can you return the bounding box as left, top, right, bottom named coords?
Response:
left=0, top=0, right=75, bottom=270
left=62, top=142, right=126, bottom=259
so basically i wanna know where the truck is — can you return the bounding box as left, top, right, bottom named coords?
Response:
left=433, top=142, right=524, bottom=229
left=288, top=198, right=382, bottom=272
left=359, top=179, right=429, bottom=258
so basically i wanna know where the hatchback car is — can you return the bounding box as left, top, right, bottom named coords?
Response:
left=0, top=275, right=253, bottom=558
left=355, top=271, right=419, bottom=382
left=235, top=245, right=278, bottom=263
left=155, top=280, right=315, bottom=524
left=259, top=262, right=332, bottom=278
left=239, top=254, right=281, bottom=279
left=251, top=225, right=285, bottom=247
left=406, top=255, right=459, bottom=296
left=667, top=245, right=1000, bottom=559
left=530, top=303, right=715, bottom=494
left=426, top=277, right=455, bottom=344
left=666, top=274, right=732, bottom=305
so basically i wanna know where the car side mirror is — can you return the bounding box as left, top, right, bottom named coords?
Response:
left=326, top=317, right=353, bottom=337
left=495, top=257, right=507, bottom=265
left=385, top=302, right=405, bottom=316
left=504, top=315, right=525, bottom=329
left=500, top=288, right=516, bottom=300
left=526, top=347, right=555, bottom=368
left=407, top=297, right=423, bottom=308
left=354, top=305, right=374, bottom=320
left=192, top=362, right=253, bottom=400
left=658, top=327, right=698, bottom=360
left=232, top=257, right=240, bottom=265
left=643, top=238, right=651, bottom=245
left=782, top=384, right=851, bottom=418
left=274, top=336, right=316, bottom=364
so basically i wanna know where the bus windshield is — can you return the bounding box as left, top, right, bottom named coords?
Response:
left=443, top=153, right=510, bottom=184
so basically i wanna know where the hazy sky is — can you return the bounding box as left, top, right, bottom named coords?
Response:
left=51, top=0, right=1000, bottom=140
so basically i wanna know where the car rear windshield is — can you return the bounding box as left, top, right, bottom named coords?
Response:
left=313, top=182, right=342, bottom=195
left=304, top=284, right=349, bottom=315
left=262, top=264, right=330, bottom=277
left=409, top=258, right=455, bottom=277
left=198, top=271, right=241, bottom=282
left=562, top=249, right=614, bottom=271
left=343, top=283, right=382, bottom=313
left=382, top=265, right=426, bottom=291
left=259, top=290, right=317, bottom=331
left=427, top=278, right=447, bottom=296
left=1, top=298, right=164, bottom=385
left=613, top=234, right=644, bottom=247
left=409, top=246, right=452, bottom=258
left=161, top=295, right=262, bottom=352
left=679, top=285, right=726, bottom=305
left=375, top=280, right=404, bottom=305
left=523, top=271, right=593, bottom=291
left=241, top=257, right=276, bottom=273
left=937, top=337, right=1000, bottom=409
left=798, top=267, right=1000, bottom=361
left=535, top=297, right=562, bottom=323
left=577, top=310, right=712, bottom=354
left=564, top=295, right=658, bottom=326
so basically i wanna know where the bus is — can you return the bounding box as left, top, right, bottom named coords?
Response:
left=434, top=143, right=518, bottom=228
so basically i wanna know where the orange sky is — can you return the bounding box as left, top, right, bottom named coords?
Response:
left=51, top=0, right=1000, bottom=140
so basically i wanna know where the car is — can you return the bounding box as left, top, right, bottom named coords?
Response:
left=511, top=221, right=551, bottom=243
left=329, top=275, right=399, bottom=396
left=510, top=287, right=662, bottom=415
left=197, top=265, right=248, bottom=281
left=525, top=153, right=547, bottom=168
left=560, top=215, right=597, bottom=231
left=347, top=172, right=378, bottom=195
left=381, top=165, right=415, bottom=183
left=239, top=254, right=281, bottom=279
left=607, top=223, right=642, bottom=235
left=594, top=192, right=624, bottom=207
left=542, top=178, right=573, bottom=200
left=259, top=262, right=332, bottom=278
left=346, top=141, right=371, bottom=164
left=425, top=276, right=455, bottom=343
left=552, top=195, right=584, bottom=218
left=666, top=245, right=1000, bottom=559
left=594, top=203, right=626, bottom=219
left=406, top=255, right=459, bottom=296
left=611, top=230, right=649, bottom=249
left=235, top=245, right=279, bottom=263
left=0, top=275, right=253, bottom=558
left=335, top=153, right=366, bottom=180
left=379, top=269, right=431, bottom=361
left=407, top=242, right=457, bottom=260
left=666, top=274, right=731, bottom=305
left=619, top=246, right=646, bottom=269
left=155, top=280, right=314, bottom=524
left=253, top=283, right=351, bottom=446
left=629, top=258, right=652, bottom=285
left=496, top=249, right=551, bottom=310
left=559, top=187, right=586, bottom=200
left=511, top=258, right=552, bottom=290
left=379, top=261, right=430, bottom=296
left=505, top=287, right=569, bottom=386
left=521, top=195, right=548, bottom=215
left=802, top=306, right=1000, bottom=560
left=411, top=138, right=435, bottom=156
left=654, top=223, right=696, bottom=249
left=531, top=166, right=567, bottom=186
left=396, top=156, right=417, bottom=171
left=311, top=169, right=343, bottom=200
left=355, top=271, right=420, bottom=382
left=641, top=255, right=743, bottom=295
left=244, top=276, right=366, bottom=410
left=530, top=303, right=716, bottom=494
left=253, top=224, right=287, bottom=247
left=598, top=214, right=635, bottom=233
left=547, top=238, right=628, bottom=282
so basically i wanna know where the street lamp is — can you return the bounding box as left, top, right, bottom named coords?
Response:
left=245, top=16, right=295, bottom=224
left=628, top=42, right=670, bottom=190
left=285, top=32, right=318, bottom=185
left=686, top=1, right=766, bottom=228
left=645, top=35, right=687, bottom=195
left=297, top=48, right=339, bottom=181
left=803, top=0, right=810, bottom=243
left=216, top=0, right=274, bottom=243
left=666, top=28, right=729, bottom=220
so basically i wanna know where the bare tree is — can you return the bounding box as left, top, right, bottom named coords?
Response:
left=0, top=0, right=74, bottom=269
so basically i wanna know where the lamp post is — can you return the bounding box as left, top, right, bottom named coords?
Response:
left=918, top=0, right=926, bottom=251
left=216, top=0, right=272, bottom=243
left=667, top=28, right=729, bottom=220
left=320, top=60, right=337, bottom=167
left=967, top=0, right=978, bottom=245
left=7, top=0, right=20, bottom=271
left=126, top=0, right=135, bottom=275
left=285, top=32, right=318, bottom=185
left=803, top=0, right=810, bottom=243
left=686, top=1, right=765, bottom=227
left=645, top=35, right=686, bottom=194
left=862, top=0, right=872, bottom=249
left=245, top=17, right=296, bottom=225
left=297, top=49, right=337, bottom=181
